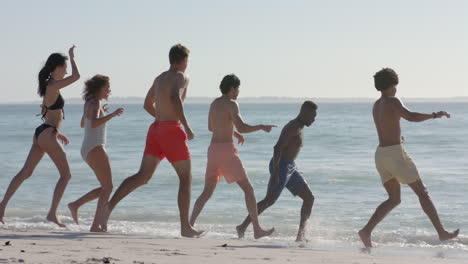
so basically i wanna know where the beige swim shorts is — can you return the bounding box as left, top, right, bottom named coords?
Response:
left=375, top=144, right=420, bottom=184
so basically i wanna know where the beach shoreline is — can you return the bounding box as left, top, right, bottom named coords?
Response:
left=0, top=228, right=467, bottom=264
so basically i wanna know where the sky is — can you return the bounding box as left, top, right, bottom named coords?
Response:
left=1, top=0, right=467, bottom=102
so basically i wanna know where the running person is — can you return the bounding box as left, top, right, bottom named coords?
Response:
left=358, top=68, right=459, bottom=247
left=99, top=44, right=203, bottom=237
left=190, top=74, right=275, bottom=239
left=68, top=75, right=124, bottom=232
left=236, top=101, right=317, bottom=242
left=0, top=46, right=80, bottom=227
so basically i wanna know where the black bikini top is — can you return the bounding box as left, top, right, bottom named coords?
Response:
left=38, top=94, right=65, bottom=120
left=48, top=93, right=65, bottom=110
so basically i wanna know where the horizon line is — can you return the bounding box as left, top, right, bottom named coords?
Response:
left=2, top=96, right=468, bottom=104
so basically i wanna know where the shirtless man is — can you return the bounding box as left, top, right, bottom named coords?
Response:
left=358, top=68, right=459, bottom=247
left=99, top=44, right=203, bottom=237
left=189, top=74, right=275, bottom=239
left=236, top=101, right=317, bottom=242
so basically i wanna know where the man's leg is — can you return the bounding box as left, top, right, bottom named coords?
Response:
left=294, top=185, right=314, bottom=242
left=359, top=178, right=401, bottom=248
left=190, top=176, right=218, bottom=226
left=236, top=182, right=280, bottom=238
left=408, top=179, right=459, bottom=241
left=99, top=155, right=160, bottom=229
left=171, top=159, right=204, bottom=238
left=237, top=177, right=275, bottom=239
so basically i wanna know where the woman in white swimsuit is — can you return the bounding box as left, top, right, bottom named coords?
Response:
left=68, top=74, right=124, bottom=232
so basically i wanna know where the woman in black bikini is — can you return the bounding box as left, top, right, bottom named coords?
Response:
left=0, top=45, right=80, bottom=227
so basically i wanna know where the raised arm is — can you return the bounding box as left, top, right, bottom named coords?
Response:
left=230, top=101, right=275, bottom=133
left=143, top=80, right=157, bottom=117
left=171, top=73, right=193, bottom=139
left=87, top=100, right=124, bottom=128
left=48, top=45, right=80, bottom=91
left=394, top=98, right=450, bottom=122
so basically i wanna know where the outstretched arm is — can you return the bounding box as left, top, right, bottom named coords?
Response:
left=87, top=100, right=124, bottom=128
left=48, top=45, right=80, bottom=91
left=395, top=98, right=450, bottom=122
left=230, top=101, right=276, bottom=133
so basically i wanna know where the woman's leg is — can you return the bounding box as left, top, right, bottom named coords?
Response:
left=68, top=148, right=105, bottom=225
left=0, top=137, right=45, bottom=224
left=68, top=188, right=101, bottom=225
left=40, top=130, right=72, bottom=227
left=86, top=146, right=113, bottom=232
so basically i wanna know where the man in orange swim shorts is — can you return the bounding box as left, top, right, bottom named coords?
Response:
left=189, top=74, right=275, bottom=239
left=99, top=44, right=203, bottom=238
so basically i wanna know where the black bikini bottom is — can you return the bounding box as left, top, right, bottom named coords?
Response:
left=34, top=124, right=57, bottom=140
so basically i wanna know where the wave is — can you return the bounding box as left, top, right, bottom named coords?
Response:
left=2, top=215, right=467, bottom=255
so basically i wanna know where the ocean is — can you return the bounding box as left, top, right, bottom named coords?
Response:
left=0, top=101, right=467, bottom=259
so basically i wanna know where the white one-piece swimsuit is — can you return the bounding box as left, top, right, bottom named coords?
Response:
left=80, top=112, right=107, bottom=160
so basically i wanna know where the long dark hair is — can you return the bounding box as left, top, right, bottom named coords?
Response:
left=37, top=53, right=68, bottom=97
left=82, top=74, right=110, bottom=101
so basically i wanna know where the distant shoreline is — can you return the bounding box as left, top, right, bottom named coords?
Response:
left=1, top=96, right=468, bottom=105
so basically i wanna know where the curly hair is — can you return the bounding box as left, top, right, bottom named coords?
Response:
left=82, top=74, right=110, bottom=101
left=374, top=68, right=399, bottom=91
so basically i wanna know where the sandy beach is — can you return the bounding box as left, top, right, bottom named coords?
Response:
left=0, top=228, right=466, bottom=264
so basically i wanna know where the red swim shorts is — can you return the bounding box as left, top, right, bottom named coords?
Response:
left=143, top=120, right=190, bottom=163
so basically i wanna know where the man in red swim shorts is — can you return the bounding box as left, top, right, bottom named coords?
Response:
left=99, top=44, right=204, bottom=238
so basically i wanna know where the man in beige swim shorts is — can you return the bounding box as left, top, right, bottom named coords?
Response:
left=358, top=68, right=459, bottom=248
left=189, top=74, right=275, bottom=239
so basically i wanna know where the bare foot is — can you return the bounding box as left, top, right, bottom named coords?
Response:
left=46, top=213, right=66, bottom=228
left=295, top=234, right=309, bottom=243
left=253, top=227, right=275, bottom=239
left=295, top=228, right=309, bottom=242
left=98, top=203, right=111, bottom=232
left=439, top=229, right=460, bottom=241
left=68, top=203, right=79, bottom=225
left=181, top=226, right=205, bottom=238
left=358, top=229, right=372, bottom=248
left=236, top=225, right=246, bottom=239
left=360, top=247, right=371, bottom=254
left=90, top=226, right=106, bottom=233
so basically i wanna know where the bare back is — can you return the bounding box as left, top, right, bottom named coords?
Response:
left=373, top=97, right=402, bottom=147
left=209, top=97, right=236, bottom=143
left=152, top=70, right=188, bottom=121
